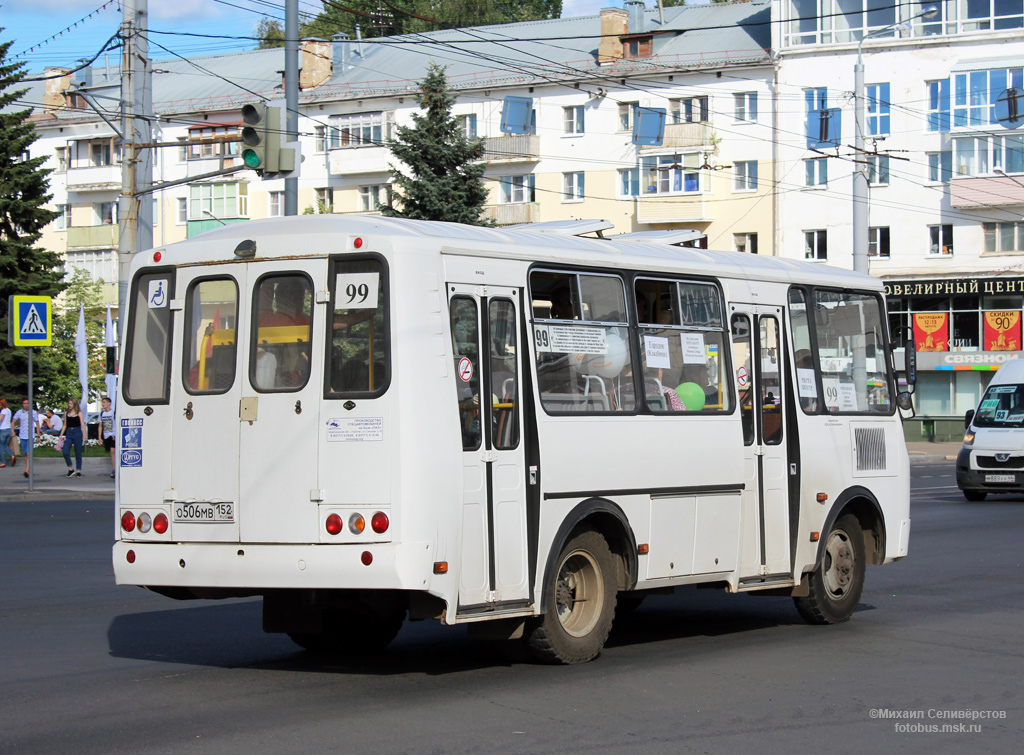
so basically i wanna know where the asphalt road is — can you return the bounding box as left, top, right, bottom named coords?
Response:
left=1, top=462, right=1022, bottom=754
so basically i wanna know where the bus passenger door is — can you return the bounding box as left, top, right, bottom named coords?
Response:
left=169, top=266, right=247, bottom=543
left=449, top=286, right=530, bottom=611
left=732, top=306, right=792, bottom=581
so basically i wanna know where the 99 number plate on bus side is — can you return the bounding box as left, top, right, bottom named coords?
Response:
left=173, top=501, right=235, bottom=523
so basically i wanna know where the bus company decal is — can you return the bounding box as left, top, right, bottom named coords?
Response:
left=327, top=417, right=383, bottom=442
left=120, top=418, right=144, bottom=467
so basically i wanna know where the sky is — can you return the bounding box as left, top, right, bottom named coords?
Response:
left=2, top=0, right=632, bottom=74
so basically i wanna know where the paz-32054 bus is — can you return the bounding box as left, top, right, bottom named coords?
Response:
left=114, top=216, right=912, bottom=664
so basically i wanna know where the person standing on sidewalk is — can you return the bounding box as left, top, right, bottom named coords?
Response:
left=12, top=398, right=41, bottom=479
left=0, top=398, right=12, bottom=468
left=58, top=398, right=85, bottom=478
left=99, top=396, right=115, bottom=479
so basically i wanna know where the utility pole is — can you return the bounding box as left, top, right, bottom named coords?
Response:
left=117, top=0, right=153, bottom=320
left=284, top=0, right=298, bottom=215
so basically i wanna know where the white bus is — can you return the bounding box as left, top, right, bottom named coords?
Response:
left=114, top=216, right=912, bottom=664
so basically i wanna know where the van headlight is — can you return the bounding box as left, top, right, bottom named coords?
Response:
left=963, top=430, right=975, bottom=447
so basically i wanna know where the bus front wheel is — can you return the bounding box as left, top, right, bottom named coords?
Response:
left=963, top=489, right=988, bottom=502
left=527, top=530, right=617, bottom=664
left=794, top=514, right=865, bottom=625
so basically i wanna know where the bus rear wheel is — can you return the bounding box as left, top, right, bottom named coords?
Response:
left=527, top=530, right=616, bottom=664
left=794, top=514, right=865, bottom=625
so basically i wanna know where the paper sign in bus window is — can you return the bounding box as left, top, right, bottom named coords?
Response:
left=548, top=325, right=607, bottom=354
left=680, top=332, right=706, bottom=364
left=644, top=335, right=671, bottom=369
left=335, top=273, right=379, bottom=309
left=797, top=368, right=817, bottom=398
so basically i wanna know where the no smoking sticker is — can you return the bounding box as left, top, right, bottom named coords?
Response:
left=458, top=357, right=474, bottom=382
left=737, top=366, right=749, bottom=387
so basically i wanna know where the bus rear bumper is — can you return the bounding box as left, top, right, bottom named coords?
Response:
left=113, top=540, right=435, bottom=592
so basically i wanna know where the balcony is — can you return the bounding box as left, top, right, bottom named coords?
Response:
left=482, top=203, right=540, bottom=226
left=635, top=195, right=709, bottom=224
left=950, top=176, right=1024, bottom=209
left=482, top=135, right=540, bottom=162
left=639, top=122, right=713, bottom=153
left=328, top=146, right=390, bottom=176
left=67, top=224, right=118, bottom=249
left=65, top=164, right=120, bottom=191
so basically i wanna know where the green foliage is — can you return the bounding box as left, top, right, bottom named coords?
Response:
left=256, top=18, right=286, bottom=48
left=383, top=63, right=492, bottom=226
left=0, top=31, right=67, bottom=403
left=32, top=269, right=107, bottom=410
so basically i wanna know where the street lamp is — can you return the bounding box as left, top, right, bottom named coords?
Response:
left=853, top=5, right=939, bottom=274
left=993, top=166, right=1024, bottom=190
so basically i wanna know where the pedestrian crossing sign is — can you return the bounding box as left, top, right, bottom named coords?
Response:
left=8, top=295, right=52, bottom=347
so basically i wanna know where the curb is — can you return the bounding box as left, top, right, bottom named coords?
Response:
left=0, top=491, right=114, bottom=503
left=909, top=454, right=958, bottom=463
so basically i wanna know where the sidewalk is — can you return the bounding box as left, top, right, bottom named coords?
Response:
left=906, top=440, right=962, bottom=463
left=0, top=456, right=116, bottom=502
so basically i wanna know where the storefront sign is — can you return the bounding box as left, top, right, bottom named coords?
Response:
left=916, top=351, right=1023, bottom=370
left=884, top=276, right=1024, bottom=297
left=914, top=312, right=949, bottom=352
left=984, top=311, right=1022, bottom=351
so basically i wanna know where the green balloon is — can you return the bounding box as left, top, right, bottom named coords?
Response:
left=676, top=382, right=706, bottom=411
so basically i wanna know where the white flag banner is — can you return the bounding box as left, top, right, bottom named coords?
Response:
left=105, top=306, right=117, bottom=410
left=75, top=305, right=89, bottom=412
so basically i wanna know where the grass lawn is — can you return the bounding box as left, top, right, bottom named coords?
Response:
left=30, top=446, right=109, bottom=458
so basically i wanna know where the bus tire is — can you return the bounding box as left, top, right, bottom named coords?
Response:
left=527, top=530, right=616, bottom=664
left=963, top=489, right=987, bottom=502
left=794, top=514, right=865, bottom=625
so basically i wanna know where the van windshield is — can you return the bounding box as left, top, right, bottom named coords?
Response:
left=974, top=384, right=1024, bottom=427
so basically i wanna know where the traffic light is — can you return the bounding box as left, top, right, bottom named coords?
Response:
left=241, top=102, right=299, bottom=178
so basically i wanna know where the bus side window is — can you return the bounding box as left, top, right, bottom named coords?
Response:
left=731, top=314, right=754, bottom=445
left=326, top=258, right=388, bottom=397
left=451, top=297, right=481, bottom=451
left=789, top=288, right=820, bottom=413
left=252, top=274, right=312, bottom=392
left=183, top=277, right=237, bottom=394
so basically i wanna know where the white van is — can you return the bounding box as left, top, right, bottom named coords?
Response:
left=957, top=358, right=1024, bottom=501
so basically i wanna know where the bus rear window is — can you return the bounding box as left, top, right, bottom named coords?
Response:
left=124, top=270, right=173, bottom=404
left=326, top=257, right=389, bottom=397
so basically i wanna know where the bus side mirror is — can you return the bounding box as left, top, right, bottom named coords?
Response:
left=897, top=392, right=914, bottom=413
left=904, top=338, right=917, bottom=387
left=965, top=409, right=975, bottom=429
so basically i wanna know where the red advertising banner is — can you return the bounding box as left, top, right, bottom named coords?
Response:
left=914, top=312, right=949, bottom=352
left=984, top=310, right=1021, bottom=351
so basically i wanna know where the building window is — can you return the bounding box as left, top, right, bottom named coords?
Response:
left=55, top=147, right=67, bottom=173
left=177, top=137, right=188, bottom=162
left=867, top=154, right=890, bottom=185
left=153, top=197, right=159, bottom=228
left=928, top=151, right=953, bottom=182
left=314, top=126, right=326, bottom=153
left=953, top=68, right=1024, bottom=128
left=963, top=1, right=1024, bottom=33
left=499, top=175, right=535, bottom=204
left=734, top=232, right=758, bottom=254
left=93, top=202, right=116, bottom=225
left=176, top=198, right=187, bottom=224
left=458, top=114, right=477, bottom=139
left=269, top=191, right=284, bottom=217
left=641, top=153, right=703, bottom=195
left=954, top=134, right=1024, bottom=176
left=983, top=221, right=1024, bottom=252
left=670, top=96, right=709, bottom=124
left=622, top=35, right=653, bottom=59
left=562, top=106, right=584, bottom=135
left=189, top=182, right=248, bottom=220
left=734, top=92, right=757, bottom=123
left=188, top=125, right=241, bottom=160
left=805, top=157, right=827, bottom=186
left=359, top=185, right=390, bottom=212
left=927, top=80, right=950, bottom=132
left=65, top=249, right=117, bottom=284
left=733, top=161, right=758, bottom=192
left=331, top=111, right=385, bottom=148
left=804, top=230, right=827, bottom=261
left=868, top=227, right=890, bottom=258
left=315, top=187, right=334, bottom=213
left=54, top=204, right=70, bottom=231
left=866, top=83, right=890, bottom=137
left=562, top=171, right=585, bottom=202
left=929, top=224, right=954, bottom=255
left=618, top=102, right=639, bottom=132
left=619, top=167, right=639, bottom=197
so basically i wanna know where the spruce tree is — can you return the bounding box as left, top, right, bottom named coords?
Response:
left=383, top=63, right=492, bottom=226
left=0, top=32, right=66, bottom=400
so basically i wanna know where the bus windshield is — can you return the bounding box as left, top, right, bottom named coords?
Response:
left=974, top=384, right=1024, bottom=427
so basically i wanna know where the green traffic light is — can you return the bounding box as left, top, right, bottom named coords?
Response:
left=242, top=148, right=262, bottom=168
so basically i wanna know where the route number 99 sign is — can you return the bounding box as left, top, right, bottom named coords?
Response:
left=335, top=273, right=379, bottom=309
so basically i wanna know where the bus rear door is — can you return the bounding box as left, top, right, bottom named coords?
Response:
left=731, top=305, right=793, bottom=581
left=449, top=285, right=530, bottom=611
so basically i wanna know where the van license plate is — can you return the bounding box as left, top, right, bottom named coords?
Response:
left=174, top=501, right=235, bottom=523
left=985, top=474, right=1016, bottom=483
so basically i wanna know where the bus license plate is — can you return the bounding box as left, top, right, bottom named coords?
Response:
left=985, top=474, right=1016, bottom=484
left=174, top=501, right=235, bottom=523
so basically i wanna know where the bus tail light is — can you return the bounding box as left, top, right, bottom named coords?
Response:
left=153, top=513, right=168, bottom=534
left=360, top=551, right=373, bottom=566
left=137, top=512, right=153, bottom=533
left=326, top=514, right=343, bottom=536
left=371, top=512, right=389, bottom=534
left=121, top=511, right=136, bottom=532
left=126, top=550, right=136, bottom=564
left=349, top=514, right=366, bottom=534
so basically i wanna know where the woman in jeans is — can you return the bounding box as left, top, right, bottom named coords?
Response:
left=0, top=398, right=12, bottom=468
left=59, top=398, right=85, bottom=478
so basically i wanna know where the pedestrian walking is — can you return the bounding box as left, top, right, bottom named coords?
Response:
left=12, top=398, right=41, bottom=478
left=0, top=398, right=12, bottom=468
left=58, top=398, right=85, bottom=478
left=99, top=396, right=115, bottom=479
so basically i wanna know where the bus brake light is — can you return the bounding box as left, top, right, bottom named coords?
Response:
left=121, top=511, right=136, bottom=532
left=326, top=514, right=343, bottom=535
left=371, top=512, right=389, bottom=533
left=154, top=513, right=168, bottom=534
